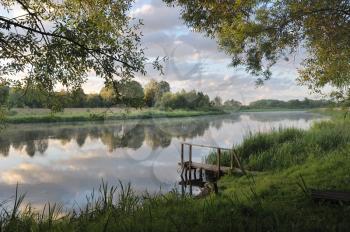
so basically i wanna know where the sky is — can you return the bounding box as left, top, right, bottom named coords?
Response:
left=82, top=0, right=320, bottom=104
left=2, top=0, right=320, bottom=104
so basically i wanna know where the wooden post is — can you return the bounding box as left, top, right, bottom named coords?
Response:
left=189, top=145, right=192, bottom=180
left=217, top=148, right=221, bottom=178
left=189, top=144, right=193, bottom=196
left=181, top=143, right=184, bottom=169
left=230, top=150, right=233, bottom=170
left=189, top=180, right=193, bottom=196
left=233, top=150, right=246, bottom=175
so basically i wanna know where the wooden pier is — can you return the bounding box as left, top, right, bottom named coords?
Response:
left=179, top=142, right=245, bottom=180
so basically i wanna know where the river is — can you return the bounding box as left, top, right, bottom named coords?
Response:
left=0, top=111, right=328, bottom=209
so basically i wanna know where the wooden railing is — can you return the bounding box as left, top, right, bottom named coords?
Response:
left=180, top=142, right=245, bottom=177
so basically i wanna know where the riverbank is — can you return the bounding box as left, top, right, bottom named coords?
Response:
left=3, top=107, right=226, bottom=124
left=1, top=109, right=349, bottom=231
left=239, top=107, right=325, bottom=112
left=2, top=107, right=328, bottom=124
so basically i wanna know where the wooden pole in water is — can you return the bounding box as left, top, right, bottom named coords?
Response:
left=217, top=148, right=221, bottom=178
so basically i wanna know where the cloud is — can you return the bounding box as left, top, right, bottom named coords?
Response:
left=131, top=0, right=185, bottom=33
left=82, top=0, right=318, bottom=102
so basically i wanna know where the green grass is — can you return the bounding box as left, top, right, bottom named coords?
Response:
left=239, top=107, right=310, bottom=112
left=4, top=107, right=225, bottom=124
left=1, top=110, right=350, bottom=231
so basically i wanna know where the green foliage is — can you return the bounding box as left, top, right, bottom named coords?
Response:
left=0, top=0, right=166, bottom=109
left=144, top=79, right=170, bottom=107
left=165, top=0, right=350, bottom=92
left=100, top=86, right=117, bottom=106
left=0, top=83, right=9, bottom=106
left=223, top=99, right=242, bottom=108
left=207, top=119, right=350, bottom=171
left=99, top=80, right=145, bottom=107
left=119, top=80, right=145, bottom=108
left=243, top=98, right=335, bottom=110
left=212, top=96, right=222, bottom=107
left=85, top=94, right=104, bottom=108
left=156, top=90, right=211, bottom=110
left=70, top=88, right=87, bottom=108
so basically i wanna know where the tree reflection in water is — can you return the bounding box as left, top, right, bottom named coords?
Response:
left=0, top=115, right=220, bottom=157
left=0, top=112, right=324, bottom=157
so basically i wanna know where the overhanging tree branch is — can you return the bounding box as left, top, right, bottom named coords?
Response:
left=0, top=16, right=138, bottom=71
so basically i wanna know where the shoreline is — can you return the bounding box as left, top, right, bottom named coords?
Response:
left=2, top=107, right=328, bottom=124
left=4, top=108, right=227, bottom=124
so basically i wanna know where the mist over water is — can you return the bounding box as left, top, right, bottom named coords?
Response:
left=0, top=111, right=328, bottom=209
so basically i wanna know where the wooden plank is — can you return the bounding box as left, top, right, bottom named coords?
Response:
left=178, top=162, right=243, bottom=174
left=311, top=190, right=350, bottom=202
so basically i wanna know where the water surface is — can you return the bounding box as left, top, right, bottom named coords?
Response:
left=0, top=111, right=327, bottom=209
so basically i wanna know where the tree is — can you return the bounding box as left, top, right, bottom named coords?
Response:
left=213, top=96, right=222, bottom=107
left=144, top=79, right=159, bottom=107
left=156, top=81, right=170, bottom=101
left=0, top=0, right=162, bottom=106
left=100, top=80, right=144, bottom=107
left=224, top=99, right=242, bottom=108
left=164, top=0, right=350, bottom=94
left=157, top=90, right=211, bottom=110
left=86, top=94, right=104, bottom=108
left=119, top=80, right=145, bottom=108
left=70, top=88, right=86, bottom=108
left=144, top=79, right=170, bottom=107
left=100, top=85, right=117, bottom=106
left=7, top=87, right=24, bottom=108
left=0, top=83, right=9, bottom=106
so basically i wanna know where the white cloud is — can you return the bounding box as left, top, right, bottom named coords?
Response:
left=82, top=0, right=319, bottom=102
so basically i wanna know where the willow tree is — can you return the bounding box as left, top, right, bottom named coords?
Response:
left=0, top=0, right=162, bottom=105
left=165, top=0, right=350, bottom=97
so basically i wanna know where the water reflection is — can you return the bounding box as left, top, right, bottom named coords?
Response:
left=0, top=112, right=320, bottom=157
left=0, top=114, right=239, bottom=157
left=0, top=111, right=327, bottom=208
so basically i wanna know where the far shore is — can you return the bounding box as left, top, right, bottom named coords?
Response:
left=2, top=107, right=328, bottom=124
left=3, top=107, right=227, bottom=124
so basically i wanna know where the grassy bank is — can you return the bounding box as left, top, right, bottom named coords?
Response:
left=239, top=107, right=317, bottom=112
left=1, top=110, right=350, bottom=231
left=4, top=107, right=225, bottom=124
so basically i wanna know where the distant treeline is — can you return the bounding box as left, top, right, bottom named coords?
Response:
left=242, top=98, right=336, bottom=110
left=0, top=80, right=336, bottom=110
left=0, top=80, right=227, bottom=110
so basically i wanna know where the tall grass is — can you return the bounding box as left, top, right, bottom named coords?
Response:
left=207, top=119, right=350, bottom=171
left=1, top=175, right=350, bottom=231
